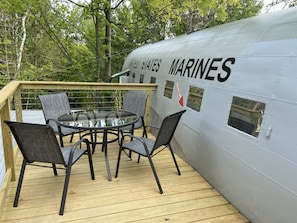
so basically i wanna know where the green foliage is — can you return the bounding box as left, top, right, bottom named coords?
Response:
left=0, top=0, right=264, bottom=84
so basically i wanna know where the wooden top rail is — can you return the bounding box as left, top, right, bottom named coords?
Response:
left=19, top=81, right=157, bottom=90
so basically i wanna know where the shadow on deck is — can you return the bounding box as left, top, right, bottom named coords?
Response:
left=1, top=131, right=249, bottom=223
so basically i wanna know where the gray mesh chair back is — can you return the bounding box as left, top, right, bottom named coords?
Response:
left=115, top=110, right=186, bottom=194
left=4, top=120, right=95, bottom=215
left=121, top=92, right=148, bottom=137
left=39, top=92, right=80, bottom=146
left=153, top=110, right=186, bottom=150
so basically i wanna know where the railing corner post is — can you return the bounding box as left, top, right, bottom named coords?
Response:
left=14, top=87, right=23, bottom=122
left=1, top=100, right=16, bottom=181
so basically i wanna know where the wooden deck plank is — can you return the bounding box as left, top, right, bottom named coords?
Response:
left=129, top=205, right=248, bottom=223
left=0, top=132, right=249, bottom=222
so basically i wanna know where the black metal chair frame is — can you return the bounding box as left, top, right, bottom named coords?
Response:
left=115, top=110, right=186, bottom=194
left=4, top=120, right=95, bottom=215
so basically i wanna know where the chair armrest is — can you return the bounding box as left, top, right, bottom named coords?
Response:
left=122, top=133, right=141, bottom=141
left=71, top=137, right=90, bottom=149
left=67, top=137, right=91, bottom=162
left=121, top=134, right=151, bottom=156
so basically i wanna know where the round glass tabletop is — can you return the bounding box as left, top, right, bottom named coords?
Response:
left=58, top=110, right=139, bottom=130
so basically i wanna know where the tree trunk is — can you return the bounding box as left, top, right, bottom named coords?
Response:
left=3, top=15, right=10, bottom=82
left=188, top=10, right=193, bottom=33
left=104, top=1, right=111, bottom=83
left=14, top=11, right=28, bottom=80
left=95, top=14, right=101, bottom=82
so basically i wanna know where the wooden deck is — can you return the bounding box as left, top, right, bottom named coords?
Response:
left=1, top=132, right=249, bottom=223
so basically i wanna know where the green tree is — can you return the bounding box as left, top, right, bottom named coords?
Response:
left=0, top=0, right=44, bottom=83
left=0, top=0, right=264, bottom=85
left=142, top=0, right=263, bottom=36
left=111, top=0, right=262, bottom=70
left=21, top=0, right=96, bottom=82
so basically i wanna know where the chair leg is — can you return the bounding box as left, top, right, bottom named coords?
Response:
left=69, top=133, right=74, bottom=143
left=137, top=125, right=147, bottom=163
left=168, top=144, right=181, bottom=175
left=59, top=166, right=72, bottom=215
left=115, top=146, right=123, bottom=178
left=147, top=156, right=163, bottom=194
left=128, top=129, right=134, bottom=158
left=59, top=134, right=64, bottom=147
left=86, top=143, right=95, bottom=180
left=89, top=130, right=96, bottom=154
left=52, top=163, right=58, bottom=176
left=142, top=125, right=147, bottom=138
left=14, top=159, right=27, bottom=207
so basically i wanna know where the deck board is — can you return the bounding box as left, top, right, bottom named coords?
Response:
left=1, top=132, right=249, bottom=222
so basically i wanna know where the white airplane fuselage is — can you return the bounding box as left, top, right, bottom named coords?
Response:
left=121, top=7, right=297, bottom=223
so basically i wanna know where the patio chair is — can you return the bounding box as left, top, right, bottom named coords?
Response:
left=4, top=120, right=95, bottom=215
left=39, top=92, right=82, bottom=147
left=120, top=92, right=148, bottom=138
left=118, top=92, right=148, bottom=159
left=115, top=110, right=186, bottom=194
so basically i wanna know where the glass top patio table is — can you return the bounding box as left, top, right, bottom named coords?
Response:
left=58, top=110, right=139, bottom=181
left=58, top=110, right=139, bottom=130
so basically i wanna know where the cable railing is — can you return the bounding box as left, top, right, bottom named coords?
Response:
left=20, top=89, right=122, bottom=110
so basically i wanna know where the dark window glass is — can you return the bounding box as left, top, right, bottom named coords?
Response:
left=140, top=74, right=144, bottom=83
left=228, top=96, right=265, bottom=137
left=164, top=80, right=174, bottom=99
left=150, top=77, right=156, bottom=83
left=186, top=86, right=204, bottom=112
